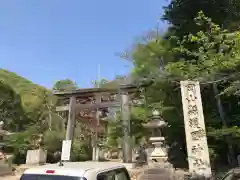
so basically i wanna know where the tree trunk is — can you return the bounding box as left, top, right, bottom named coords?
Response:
left=213, top=83, right=236, bottom=166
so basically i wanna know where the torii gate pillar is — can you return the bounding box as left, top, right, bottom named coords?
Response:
left=66, top=96, right=76, bottom=141
left=121, top=92, right=132, bottom=163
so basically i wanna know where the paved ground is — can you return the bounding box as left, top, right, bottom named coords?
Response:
left=1, top=164, right=38, bottom=180
left=1, top=174, right=20, bottom=180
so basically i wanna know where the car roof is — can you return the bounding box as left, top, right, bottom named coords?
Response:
left=23, top=161, right=126, bottom=177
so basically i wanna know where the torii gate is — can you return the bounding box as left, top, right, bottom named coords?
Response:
left=54, top=84, right=143, bottom=163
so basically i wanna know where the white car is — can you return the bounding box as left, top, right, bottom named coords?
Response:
left=19, top=161, right=131, bottom=180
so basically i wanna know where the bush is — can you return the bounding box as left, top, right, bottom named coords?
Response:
left=71, top=141, right=92, bottom=161
left=43, top=130, right=65, bottom=163
left=5, top=130, right=32, bottom=164
left=6, top=128, right=93, bottom=164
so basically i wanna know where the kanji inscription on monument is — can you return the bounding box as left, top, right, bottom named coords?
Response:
left=180, top=81, right=212, bottom=177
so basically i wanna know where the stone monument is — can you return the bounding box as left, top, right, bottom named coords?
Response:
left=26, top=134, right=47, bottom=165
left=142, top=110, right=168, bottom=163
left=180, top=81, right=212, bottom=178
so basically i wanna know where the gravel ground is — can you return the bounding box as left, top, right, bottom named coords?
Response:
left=1, top=174, right=20, bottom=180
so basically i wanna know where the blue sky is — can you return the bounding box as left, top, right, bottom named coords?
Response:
left=0, top=0, right=169, bottom=88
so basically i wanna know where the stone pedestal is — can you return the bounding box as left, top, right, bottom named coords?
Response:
left=148, top=137, right=168, bottom=163
left=26, top=149, right=47, bottom=165
left=150, top=142, right=168, bottom=162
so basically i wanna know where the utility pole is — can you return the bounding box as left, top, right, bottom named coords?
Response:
left=121, top=91, right=132, bottom=163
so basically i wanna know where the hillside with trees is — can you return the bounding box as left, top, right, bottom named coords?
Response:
left=0, top=69, right=83, bottom=164
left=0, top=69, right=48, bottom=131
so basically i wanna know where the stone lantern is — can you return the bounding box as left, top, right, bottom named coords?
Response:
left=142, top=109, right=168, bottom=163
left=0, top=121, right=14, bottom=176
left=0, top=121, right=12, bottom=150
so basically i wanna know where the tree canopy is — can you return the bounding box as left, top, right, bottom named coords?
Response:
left=53, top=79, right=78, bottom=91
left=124, top=8, right=240, bottom=168
left=0, top=69, right=68, bottom=163
left=163, top=0, right=240, bottom=37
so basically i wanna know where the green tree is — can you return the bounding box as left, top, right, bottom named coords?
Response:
left=37, top=90, right=63, bottom=132
left=165, top=11, right=240, bottom=80
left=0, top=80, right=27, bottom=132
left=53, top=79, right=78, bottom=91
left=126, top=11, right=240, bottom=167
left=6, top=127, right=36, bottom=164
left=163, top=0, right=240, bottom=37
left=164, top=11, right=240, bottom=166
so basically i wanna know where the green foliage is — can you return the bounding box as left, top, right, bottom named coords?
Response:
left=0, top=69, right=69, bottom=163
left=126, top=9, right=240, bottom=168
left=71, top=140, right=92, bottom=161
left=131, top=38, right=172, bottom=78
left=165, top=11, right=240, bottom=81
left=224, top=80, right=240, bottom=97
left=106, top=106, right=149, bottom=149
left=0, top=70, right=101, bottom=164
left=163, top=0, right=240, bottom=37
left=0, top=69, right=49, bottom=126
left=208, top=126, right=240, bottom=139
left=53, top=79, right=78, bottom=91
left=0, top=80, right=27, bottom=131
left=162, top=13, right=240, bottom=166
left=5, top=128, right=34, bottom=164
left=43, top=130, right=65, bottom=153
left=7, top=131, right=31, bottom=155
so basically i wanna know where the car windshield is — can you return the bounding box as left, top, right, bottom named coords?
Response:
left=20, top=174, right=81, bottom=180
